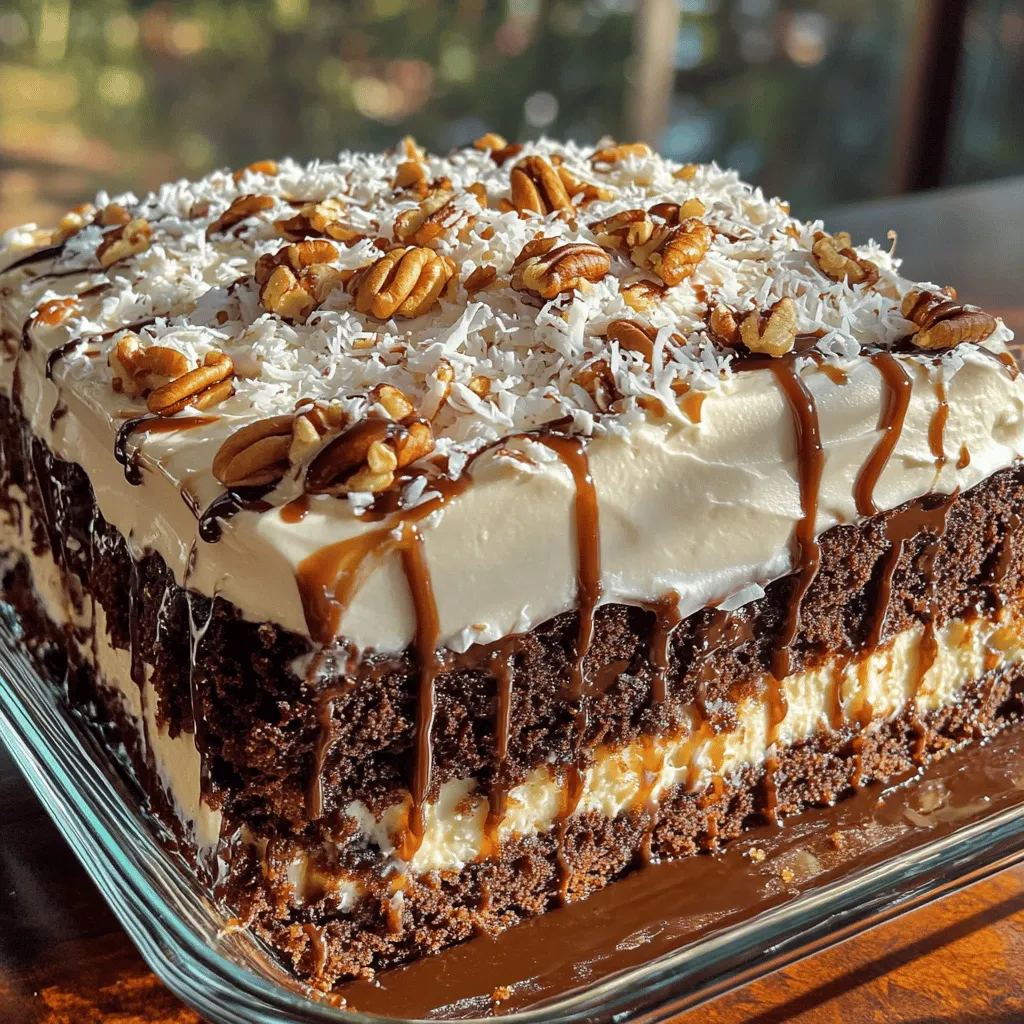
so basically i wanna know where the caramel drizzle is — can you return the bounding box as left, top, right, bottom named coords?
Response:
left=745, top=358, right=824, bottom=680
left=854, top=353, right=913, bottom=517
left=533, top=433, right=601, bottom=903
left=480, top=642, right=515, bottom=859
left=929, top=377, right=948, bottom=471
left=536, top=434, right=601, bottom=702
left=399, top=524, right=444, bottom=860
left=281, top=494, right=311, bottom=524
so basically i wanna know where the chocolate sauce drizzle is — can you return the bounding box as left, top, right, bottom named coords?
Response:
left=196, top=487, right=274, bottom=543
left=1, top=242, right=68, bottom=277
left=862, top=491, right=956, bottom=654
left=854, top=352, right=913, bottom=517
left=647, top=593, right=682, bottom=707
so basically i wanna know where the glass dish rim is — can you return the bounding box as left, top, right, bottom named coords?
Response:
left=3, top=604, right=1024, bottom=1024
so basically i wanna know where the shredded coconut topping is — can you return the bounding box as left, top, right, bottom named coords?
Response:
left=2, top=138, right=1011, bottom=477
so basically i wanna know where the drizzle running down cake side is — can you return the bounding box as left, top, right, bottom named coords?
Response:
left=1, top=138, right=1023, bottom=988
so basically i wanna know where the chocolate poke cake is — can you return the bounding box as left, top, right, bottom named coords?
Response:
left=2, top=136, right=1023, bottom=989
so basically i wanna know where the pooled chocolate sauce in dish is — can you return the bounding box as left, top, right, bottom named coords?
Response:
left=337, top=728, right=1024, bottom=1018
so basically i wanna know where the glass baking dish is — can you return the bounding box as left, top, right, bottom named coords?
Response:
left=2, top=595, right=1024, bottom=1024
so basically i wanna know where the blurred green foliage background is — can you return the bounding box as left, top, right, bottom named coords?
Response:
left=1, top=0, right=1022, bottom=230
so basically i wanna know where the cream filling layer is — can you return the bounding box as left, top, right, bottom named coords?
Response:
left=0, top=493, right=223, bottom=850
left=3, top=274, right=1024, bottom=652
left=4, top=487, right=1019, bottom=881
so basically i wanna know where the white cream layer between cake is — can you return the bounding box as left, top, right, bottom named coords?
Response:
left=4, top=486, right=1020, bottom=881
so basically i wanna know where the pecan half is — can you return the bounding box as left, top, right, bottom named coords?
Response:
left=96, top=218, right=152, bottom=269
left=812, top=231, right=879, bottom=286
left=207, top=194, right=275, bottom=237
left=739, top=298, right=798, bottom=357
left=213, top=415, right=294, bottom=487
left=901, top=289, right=997, bottom=350
left=147, top=351, right=234, bottom=416
left=510, top=155, right=573, bottom=216
left=305, top=417, right=434, bottom=495
left=630, top=217, right=713, bottom=287
left=349, top=247, right=456, bottom=319
left=511, top=239, right=610, bottom=299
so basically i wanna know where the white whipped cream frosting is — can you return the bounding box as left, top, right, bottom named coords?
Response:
left=2, top=141, right=1022, bottom=653
left=2, top=318, right=1022, bottom=652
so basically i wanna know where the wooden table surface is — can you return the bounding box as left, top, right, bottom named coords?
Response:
left=2, top=178, right=1024, bottom=1023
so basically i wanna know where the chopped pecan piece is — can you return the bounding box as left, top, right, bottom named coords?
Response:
left=812, top=231, right=879, bottom=286
left=274, top=198, right=364, bottom=245
left=54, top=204, right=97, bottom=242
left=649, top=198, right=706, bottom=223
left=349, top=246, right=456, bottom=319
left=590, top=142, right=651, bottom=166
left=556, top=165, right=614, bottom=205
left=35, top=297, right=80, bottom=327
left=206, top=194, right=275, bottom=237
left=739, top=298, right=798, bottom=357
left=256, top=240, right=344, bottom=322
left=620, top=279, right=666, bottom=312
left=606, top=318, right=655, bottom=364
left=901, top=289, right=997, bottom=350
left=630, top=216, right=713, bottom=286
left=510, top=155, right=573, bottom=216
left=96, top=218, right=152, bottom=269
left=572, top=359, right=618, bottom=412
left=305, top=416, right=434, bottom=495
left=590, top=209, right=654, bottom=252
left=708, top=303, right=740, bottom=346
left=232, top=159, right=279, bottom=184
left=213, top=415, right=295, bottom=487
left=147, top=351, right=234, bottom=416
left=98, top=203, right=133, bottom=227
left=464, top=265, right=497, bottom=295
left=511, top=238, right=610, bottom=299
left=394, top=188, right=464, bottom=247
left=473, top=133, right=508, bottom=152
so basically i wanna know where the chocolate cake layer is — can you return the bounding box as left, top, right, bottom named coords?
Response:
left=4, top=532, right=1020, bottom=988
left=2, top=387, right=1023, bottom=840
